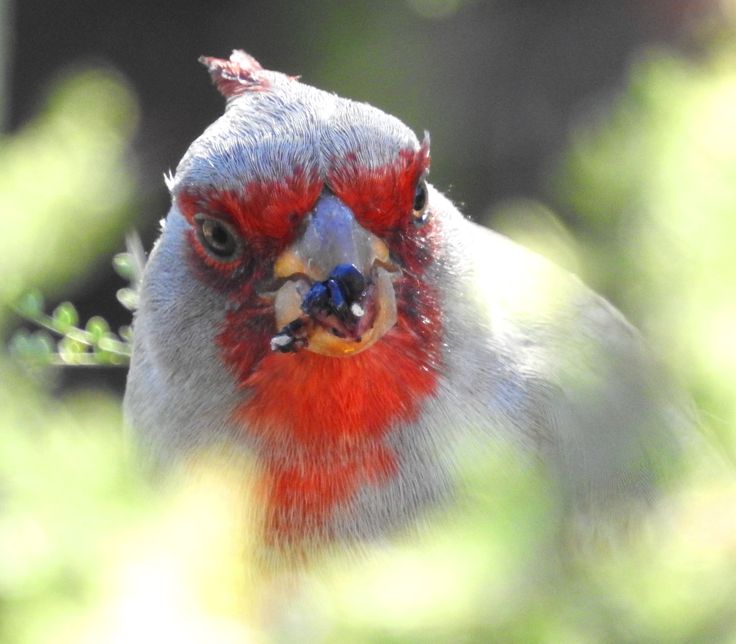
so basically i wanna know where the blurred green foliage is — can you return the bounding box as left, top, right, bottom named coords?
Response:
left=0, top=67, right=144, bottom=643
left=0, top=68, right=138, bottom=317
left=9, top=256, right=135, bottom=369
left=557, top=40, right=736, bottom=456
left=2, top=25, right=736, bottom=644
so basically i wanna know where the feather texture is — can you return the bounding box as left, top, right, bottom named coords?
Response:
left=124, top=53, right=694, bottom=552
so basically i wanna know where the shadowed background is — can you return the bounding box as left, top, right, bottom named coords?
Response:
left=2, top=1, right=736, bottom=642
left=5, top=0, right=712, bottom=393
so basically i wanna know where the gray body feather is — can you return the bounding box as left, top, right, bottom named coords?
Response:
left=125, top=59, right=692, bottom=544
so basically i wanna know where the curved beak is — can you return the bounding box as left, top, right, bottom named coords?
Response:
left=270, top=194, right=398, bottom=357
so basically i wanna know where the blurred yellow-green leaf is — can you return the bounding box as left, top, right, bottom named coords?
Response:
left=2, top=9, right=736, bottom=644
left=0, top=68, right=138, bottom=313
left=557, top=44, right=736, bottom=455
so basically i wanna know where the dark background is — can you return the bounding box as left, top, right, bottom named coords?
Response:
left=5, top=0, right=711, bottom=393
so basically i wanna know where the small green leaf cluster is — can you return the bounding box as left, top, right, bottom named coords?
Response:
left=9, top=251, right=138, bottom=368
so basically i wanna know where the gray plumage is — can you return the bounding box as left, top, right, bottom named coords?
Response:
left=125, top=52, right=694, bottom=549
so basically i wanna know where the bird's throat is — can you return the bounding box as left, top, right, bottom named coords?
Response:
left=224, top=309, right=442, bottom=547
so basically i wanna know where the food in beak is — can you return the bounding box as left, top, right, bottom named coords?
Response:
left=271, top=263, right=398, bottom=356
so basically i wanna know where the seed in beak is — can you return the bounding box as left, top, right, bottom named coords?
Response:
left=269, top=318, right=311, bottom=353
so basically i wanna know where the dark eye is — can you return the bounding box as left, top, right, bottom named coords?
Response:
left=194, top=215, right=240, bottom=261
left=412, top=178, right=429, bottom=225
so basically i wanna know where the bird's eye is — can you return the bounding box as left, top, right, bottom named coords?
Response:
left=194, top=215, right=240, bottom=261
left=412, top=178, right=429, bottom=226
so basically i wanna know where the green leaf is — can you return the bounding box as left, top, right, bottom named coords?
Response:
left=52, top=302, right=79, bottom=333
left=8, top=329, right=32, bottom=358
left=14, top=290, right=45, bottom=319
left=85, top=316, right=110, bottom=343
left=58, top=336, right=87, bottom=364
left=26, top=331, right=55, bottom=364
left=93, top=349, right=114, bottom=365
left=112, top=252, right=135, bottom=281
left=97, top=334, right=120, bottom=353
left=116, top=287, right=138, bottom=311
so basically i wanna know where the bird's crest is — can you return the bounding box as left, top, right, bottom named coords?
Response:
left=199, top=50, right=270, bottom=98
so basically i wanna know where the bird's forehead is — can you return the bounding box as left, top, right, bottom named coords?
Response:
left=171, top=81, right=421, bottom=194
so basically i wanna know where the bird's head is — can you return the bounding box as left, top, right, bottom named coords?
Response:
left=140, top=51, right=448, bottom=544
left=172, top=51, right=437, bottom=360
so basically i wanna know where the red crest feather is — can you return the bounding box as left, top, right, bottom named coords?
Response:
left=199, top=49, right=269, bottom=98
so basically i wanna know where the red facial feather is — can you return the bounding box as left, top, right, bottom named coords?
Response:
left=238, top=312, right=439, bottom=544
left=221, top=226, right=442, bottom=545
left=177, top=167, right=322, bottom=258
left=328, top=139, right=430, bottom=234
left=182, top=146, right=441, bottom=545
left=226, top=278, right=442, bottom=544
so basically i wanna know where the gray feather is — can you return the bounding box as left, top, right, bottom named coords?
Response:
left=124, top=59, right=695, bottom=547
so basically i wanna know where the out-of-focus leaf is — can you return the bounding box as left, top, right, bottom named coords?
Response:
left=51, top=302, right=79, bottom=334
left=8, top=330, right=54, bottom=365
left=0, top=69, right=138, bottom=305
left=85, top=316, right=110, bottom=343
left=116, top=287, right=138, bottom=311
left=58, top=335, right=87, bottom=364
left=112, top=252, right=136, bottom=282
left=556, top=46, right=736, bottom=452
left=14, top=289, right=45, bottom=319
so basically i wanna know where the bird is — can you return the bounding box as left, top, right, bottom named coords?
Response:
left=124, top=50, right=693, bottom=554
